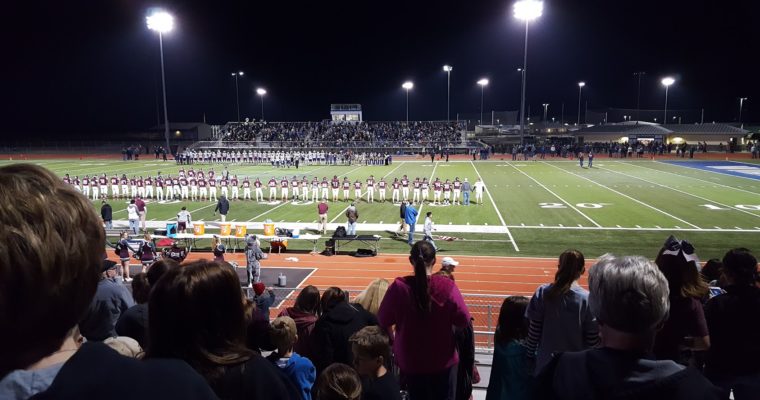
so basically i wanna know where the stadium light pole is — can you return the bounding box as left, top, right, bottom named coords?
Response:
left=633, top=72, right=645, bottom=121
left=402, top=81, right=414, bottom=123
left=443, top=65, right=453, bottom=121
left=146, top=10, right=174, bottom=155
left=542, top=103, right=549, bottom=124
left=514, top=0, right=543, bottom=145
left=661, top=77, right=675, bottom=123
left=231, top=71, right=244, bottom=122
left=256, top=88, right=266, bottom=120
left=577, top=81, right=585, bottom=125
left=739, top=97, right=748, bottom=127
left=477, top=78, right=489, bottom=125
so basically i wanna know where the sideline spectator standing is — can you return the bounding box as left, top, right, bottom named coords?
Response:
left=346, top=203, right=358, bottom=236
left=525, top=249, right=598, bottom=374
left=214, top=195, right=230, bottom=221
left=101, top=200, right=112, bottom=229
left=0, top=164, right=216, bottom=400
left=462, top=178, right=471, bottom=205
left=704, top=248, right=760, bottom=398
left=253, top=283, right=276, bottom=321
left=135, top=196, right=147, bottom=232
left=404, top=202, right=419, bottom=246
left=147, top=260, right=300, bottom=399
left=423, top=211, right=436, bottom=251
left=176, top=206, right=191, bottom=234
left=127, top=199, right=140, bottom=234
left=378, top=241, right=471, bottom=400
left=318, top=200, right=329, bottom=234
left=535, top=254, right=721, bottom=399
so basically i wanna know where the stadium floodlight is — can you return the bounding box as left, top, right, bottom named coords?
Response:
left=513, top=0, right=543, bottom=21
left=542, top=103, right=549, bottom=123
left=443, top=65, right=453, bottom=121
left=231, top=71, right=245, bottom=122
left=146, top=11, right=174, bottom=33
left=146, top=9, right=174, bottom=155
left=514, top=0, right=544, bottom=145
left=478, top=79, right=489, bottom=125
left=661, top=77, right=675, bottom=123
left=577, top=81, right=585, bottom=125
left=256, top=88, right=266, bottom=120
left=739, top=97, right=748, bottom=127
left=402, top=81, right=413, bottom=123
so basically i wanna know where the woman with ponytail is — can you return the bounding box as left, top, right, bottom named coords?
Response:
left=377, top=241, right=471, bottom=400
left=524, top=249, right=599, bottom=375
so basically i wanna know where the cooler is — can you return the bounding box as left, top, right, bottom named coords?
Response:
left=263, top=223, right=275, bottom=236
left=193, top=222, right=205, bottom=235
left=166, top=223, right=178, bottom=238
left=220, top=223, right=231, bottom=236
left=235, top=224, right=247, bottom=237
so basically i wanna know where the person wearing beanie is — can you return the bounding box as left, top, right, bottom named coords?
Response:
left=253, top=283, right=276, bottom=322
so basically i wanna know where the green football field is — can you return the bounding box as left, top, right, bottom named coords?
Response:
left=4, top=157, right=760, bottom=260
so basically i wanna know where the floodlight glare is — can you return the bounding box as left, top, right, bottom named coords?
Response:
left=443, top=65, right=453, bottom=72
left=402, top=81, right=414, bottom=90
left=477, top=78, right=489, bottom=86
left=661, top=77, right=675, bottom=87
left=578, top=81, right=586, bottom=87
left=513, top=0, right=543, bottom=21
left=146, top=11, right=174, bottom=33
left=256, top=88, right=266, bottom=95
left=239, top=71, right=244, bottom=76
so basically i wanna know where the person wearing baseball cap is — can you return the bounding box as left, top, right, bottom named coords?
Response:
left=440, top=257, right=459, bottom=274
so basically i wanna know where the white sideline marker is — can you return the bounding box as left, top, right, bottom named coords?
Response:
left=470, top=162, right=519, bottom=251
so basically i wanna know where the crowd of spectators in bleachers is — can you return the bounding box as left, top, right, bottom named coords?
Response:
left=221, top=121, right=464, bottom=149
left=2, top=163, right=759, bottom=400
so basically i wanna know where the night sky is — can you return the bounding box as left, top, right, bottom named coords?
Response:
left=3, top=0, right=758, bottom=136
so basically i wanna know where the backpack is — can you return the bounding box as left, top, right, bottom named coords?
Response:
left=333, top=226, right=347, bottom=238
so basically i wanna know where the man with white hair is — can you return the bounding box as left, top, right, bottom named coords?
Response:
left=472, top=177, right=485, bottom=205
left=535, top=254, right=721, bottom=399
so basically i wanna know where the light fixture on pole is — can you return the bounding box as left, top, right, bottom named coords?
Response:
left=477, top=78, right=489, bottom=125
left=542, top=103, right=549, bottom=123
left=256, top=88, right=266, bottom=120
left=402, top=81, right=414, bottom=123
left=443, top=65, right=453, bottom=121
left=231, top=71, right=244, bottom=122
left=661, top=77, right=675, bottom=123
left=633, top=72, right=645, bottom=122
left=739, top=97, right=748, bottom=127
left=514, top=0, right=543, bottom=144
left=146, top=10, right=174, bottom=155
left=577, top=81, right=585, bottom=126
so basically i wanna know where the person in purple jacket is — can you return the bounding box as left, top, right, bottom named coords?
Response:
left=377, top=241, right=471, bottom=400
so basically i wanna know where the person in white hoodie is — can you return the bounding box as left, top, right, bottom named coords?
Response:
left=127, top=199, right=140, bottom=234
left=423, top=211, right=437, bottom=251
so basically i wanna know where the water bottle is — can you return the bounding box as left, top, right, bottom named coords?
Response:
left=277, top=273, right=287, bottom=287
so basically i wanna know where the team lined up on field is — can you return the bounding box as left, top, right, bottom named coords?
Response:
left=176, top=149, right=391, bottom=167
left=62, top=167, right=487, bottom=205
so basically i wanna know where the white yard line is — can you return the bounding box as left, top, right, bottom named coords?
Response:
left=247, top=201, right=292, bottom=222
left=542, top=162, right=702, bottom=229
left=470, top=161, right=520, bottom=252
left=600, top=165, right=760, bottom=219
left=620, top=161, right=760, bottom=196
left=415, top=161, right=439, bottom=224
left=506, top=162, right=602, bottom=228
